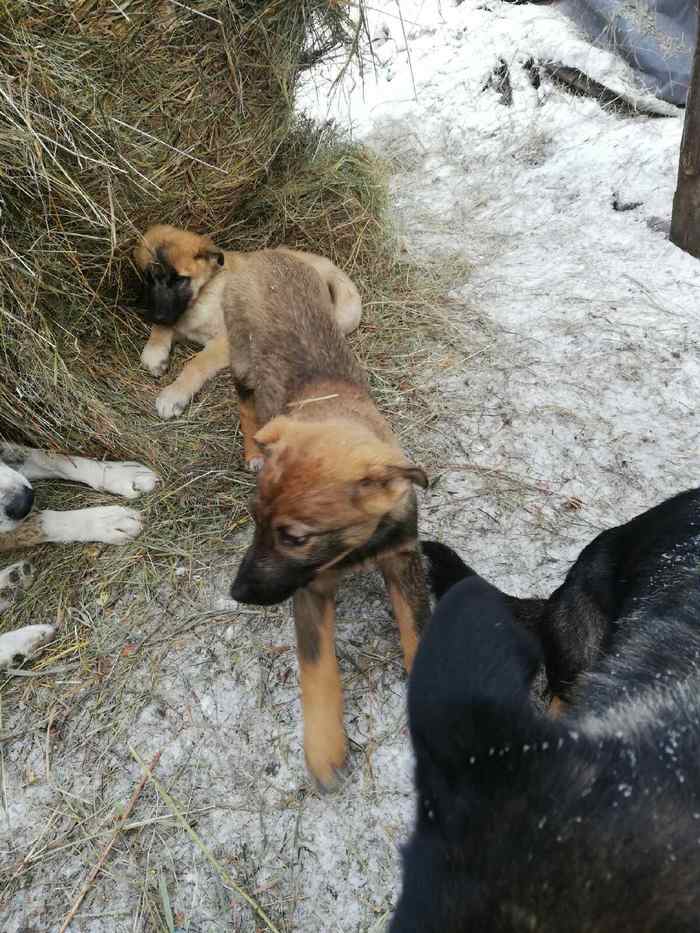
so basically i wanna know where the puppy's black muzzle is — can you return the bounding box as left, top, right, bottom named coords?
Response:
left=141, top=267, right=191, bottom=325
left=5, top=486, right=34, bottom=522
left=230, top=547, right=314, bottom=606
left=142, top=280, right=190, bottom=325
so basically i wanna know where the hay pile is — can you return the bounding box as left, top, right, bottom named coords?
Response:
left=0, top=0, right=448, bottom=627
left=1, top=0, right=375, bottom=449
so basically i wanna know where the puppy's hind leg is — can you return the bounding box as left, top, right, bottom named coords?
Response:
left=235, top=384, right=261, bottom=471
left=228, top=317, right=260, bottom=470
left=379, top=547, right=431, bottom=674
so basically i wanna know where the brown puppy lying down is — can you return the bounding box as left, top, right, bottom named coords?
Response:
left=226, top=251, right=429, bottom=790
left=132, top=224, right=362, bottom=419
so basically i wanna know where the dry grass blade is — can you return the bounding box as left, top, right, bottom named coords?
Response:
left=130, top=746, right=281, bottom=933
left=57, top=750, right=161, bottom=933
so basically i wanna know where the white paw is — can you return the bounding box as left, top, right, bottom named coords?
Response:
left=41, top=506, right=143, bottom=544
left=0, top=624, right=55, bottom=670
left=156, top=385, right=190, bottom=419
left=0, top=561, right=34, bottom=611
left=246, top=456, right=265, bottom=473
left=93, top=461, right=160, bottom=499
left=141, top=345, right=170, bottom=377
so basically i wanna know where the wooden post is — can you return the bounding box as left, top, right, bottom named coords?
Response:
left=670, top=2, right=700, bottom=255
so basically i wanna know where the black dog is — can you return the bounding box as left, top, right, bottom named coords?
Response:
left=391, top=487, right=700, bottom=932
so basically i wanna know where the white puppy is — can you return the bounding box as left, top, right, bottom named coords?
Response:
left=0, top=443, right=159, bottom=669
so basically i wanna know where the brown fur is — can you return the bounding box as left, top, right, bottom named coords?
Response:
left=0, top=512, right=44, bottom=552
left=132, top=224, right=362, bottom=421
left=227, top=253, right=429, bottom=789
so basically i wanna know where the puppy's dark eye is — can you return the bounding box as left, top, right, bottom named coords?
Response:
left=278, top=528, right=309, bottom=548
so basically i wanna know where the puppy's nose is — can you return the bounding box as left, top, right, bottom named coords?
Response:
left=230, top=578, right=253, bottom=603
left=5, top=486, right=34, bottom=521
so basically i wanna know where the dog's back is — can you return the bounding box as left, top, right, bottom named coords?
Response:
left=540, top=486, right=700, bottom=699
left=423, top=488, right=700, bottom=699
left=394, top=492, right=700, bottom=932
left=224, top=251, right=368, bottom=426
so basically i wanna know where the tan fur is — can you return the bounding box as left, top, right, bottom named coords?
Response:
left=380, top=552, right=422, bottom=672
left=133, top=224, right=362, bottom=419
left=254, top=417, right=422, bottom=528
left=294, top=576, right=347, bottom=787
left=227, top=252, right=429, bottom=789
left=238, top=397, right=260, bottom=464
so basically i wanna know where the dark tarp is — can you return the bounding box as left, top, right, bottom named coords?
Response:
left=560, top=0, right=696, bottom=106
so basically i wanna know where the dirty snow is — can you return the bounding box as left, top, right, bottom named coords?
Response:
left=3, top=1, right=699, bottom=931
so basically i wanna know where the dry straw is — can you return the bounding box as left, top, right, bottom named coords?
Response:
left=0, top=0, right=455, bottom=632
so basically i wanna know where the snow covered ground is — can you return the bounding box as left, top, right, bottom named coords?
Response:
left=301, top=0, right=698, bottom=596
left=4, top=2, right=698, bottom=931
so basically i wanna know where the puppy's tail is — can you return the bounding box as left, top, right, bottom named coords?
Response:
left=422, top=539, right=546, bottom=634
left=324, top=266, right=362, bottom=335
left=280, top=247, right=362, bottom=335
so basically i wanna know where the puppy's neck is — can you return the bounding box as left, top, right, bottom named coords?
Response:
left=285, top=380, right=393, bottom=443
left=179, top=268, right=229, bottom=332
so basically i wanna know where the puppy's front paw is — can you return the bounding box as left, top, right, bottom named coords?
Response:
left=0, top=561, right=34, bottom=611
left=141, top=345, right=170, bottom=377
left=156, top=385, right=190, bottom=419
left=95, top=462, right=160, bottom=499
left=246, top=455, right=265, bottom=473
left=41, top=506, right=143, bottom=544
left=0, top=624, right=55, bottom=670
left=304, top=720, right=348, bottom=793
left=82, top=506, right=143, bottom=543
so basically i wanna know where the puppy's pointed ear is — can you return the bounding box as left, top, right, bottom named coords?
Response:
left=387, top=464, right=429, bottom=489
left=352, top=461, right=428, bottom=516
left=253, top=418, right=293, bottom=482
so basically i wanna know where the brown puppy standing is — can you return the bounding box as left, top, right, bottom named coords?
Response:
left=227, top=253, right=429, bottom=790
left=132, top=225, right=362, bottom=419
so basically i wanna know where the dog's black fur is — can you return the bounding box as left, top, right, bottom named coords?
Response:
left=141, top=249, right=194, bottom=325
left=424, top=486, right=700, bottom=699
left=423, top=539, right=547, bottom=639
left=392, top=488, right=700, bottom=932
